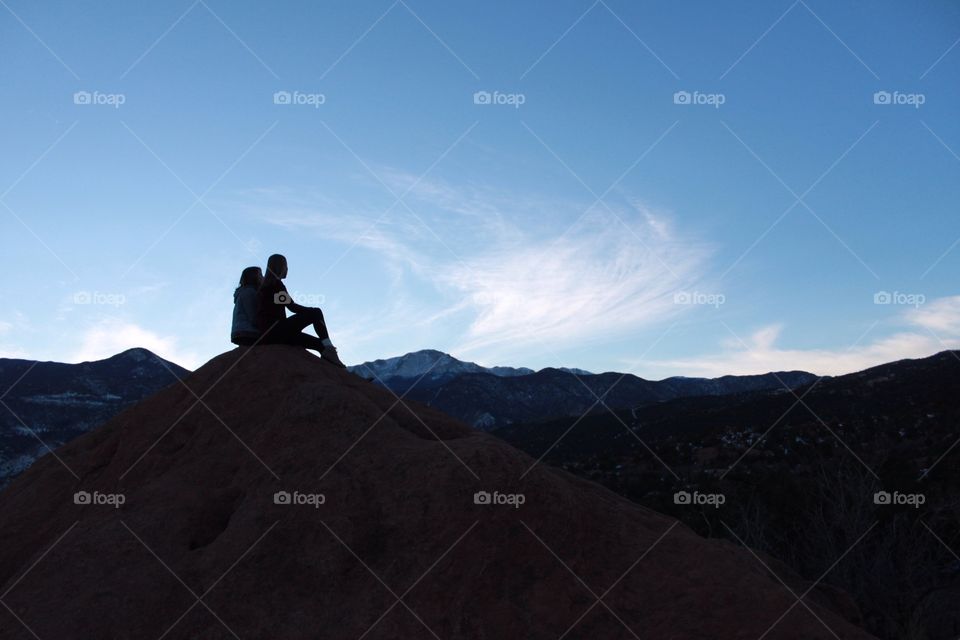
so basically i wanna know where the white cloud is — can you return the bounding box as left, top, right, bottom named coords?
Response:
left=242, top=177, right=714, bottom=361
left=0, top=315, right=32, bottom=359
left=647, top=296, right=960, bottom=377
left=909, top=295, right=960, bottom=335
left=0, top=346, right=30, bottom=359
left=441, top=207, right=710, bottom=356
left=71, top=320, right=200, bottom=369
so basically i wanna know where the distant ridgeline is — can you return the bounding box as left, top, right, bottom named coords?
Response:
left=0, top=346, right=816, bottom=487
left=0, top=349, right=189, bottom=488
left=349, top=348, right=817, bottom=429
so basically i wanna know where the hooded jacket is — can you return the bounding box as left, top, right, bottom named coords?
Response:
left=231, top=285, right=260, bottom=342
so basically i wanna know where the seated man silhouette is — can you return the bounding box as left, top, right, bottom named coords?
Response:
left=256, top=253, right=346, bottom=368
left=231, top=266, right=263, bottom=346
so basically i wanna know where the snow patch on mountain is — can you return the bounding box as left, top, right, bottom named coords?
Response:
left=23, top=392, right=124, bottom=407
left=350, top=349, right=535, bottom=381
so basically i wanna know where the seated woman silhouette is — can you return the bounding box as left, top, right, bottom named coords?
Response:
left=256, top=253, right=346, bottom=368
left=231, top=266, right=263, bottom=346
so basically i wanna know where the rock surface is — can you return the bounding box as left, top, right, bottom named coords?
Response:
left=0, top=346, right=874, bottom=639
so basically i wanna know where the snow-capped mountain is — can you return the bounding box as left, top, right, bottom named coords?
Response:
left=0, top=348, right=189, bottom=487
left=349, top=349, right=537, bottom=383
left=559, top=367, right=593, bottom=376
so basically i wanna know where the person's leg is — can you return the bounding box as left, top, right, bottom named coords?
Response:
left=303, top=308, right=345, bottom=366
left=264, top=311, right=345, bottom=367
left=267, top=314, right=328, bottom=353
left=290, top=332, right=326, bottom=354
left=277, top=312, right=313, bottom=333
left=262, top=316, right=305, bottom=348
left=302, top=308, right=330, bottom=342
left=293, top=310, right=345, bottom=367
left=279, top=309, right=331, bottom=342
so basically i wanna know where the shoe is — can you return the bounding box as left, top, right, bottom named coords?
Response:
left=322, top=346, right=347, bottom=369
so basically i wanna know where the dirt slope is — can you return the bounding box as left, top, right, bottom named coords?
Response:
left=0, top=346, right=875, bottom=639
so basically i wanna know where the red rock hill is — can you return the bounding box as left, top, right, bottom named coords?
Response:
left=0, top=346, right=874, bottom=639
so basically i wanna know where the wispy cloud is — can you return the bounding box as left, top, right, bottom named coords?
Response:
left=647, top=296, right=960, bottom=377
left=246, top=186, right=435, bottom=277
left=440, top=206, right=709, bottom=357
left=240, top=173, right=714, bottom=361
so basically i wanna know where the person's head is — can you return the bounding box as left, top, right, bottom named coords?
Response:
left=238, top=266, right=263, bottom=288
left=265, top=254, right=288, bottom=280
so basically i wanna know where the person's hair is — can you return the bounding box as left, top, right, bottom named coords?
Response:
left=265, top=254, right=287, bottom=281
left=238, top=266, right=263, bottom=288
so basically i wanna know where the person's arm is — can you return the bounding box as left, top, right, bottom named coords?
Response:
left=277, top=283, right=308, bottom=314
left=287, top=300, right=308, bottom=314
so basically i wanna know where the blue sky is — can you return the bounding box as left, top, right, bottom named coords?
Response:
left=1, top=0, right=959, bottom=376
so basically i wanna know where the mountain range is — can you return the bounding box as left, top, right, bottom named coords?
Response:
left=0, top=347, right=815, bottom=486
left=349, top=348, right=539, bottom=380
left=492, top=350, right=960, bottom=639
left=351, top=349, right=818, bottom=429
left=493, top=350, right=960, bottom=468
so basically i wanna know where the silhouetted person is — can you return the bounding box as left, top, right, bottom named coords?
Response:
left=256, top=254, right=346, bottom=368
left=231, top=266, right=263, bottom=346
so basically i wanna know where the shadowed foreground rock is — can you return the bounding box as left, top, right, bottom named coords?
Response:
left=0, top=346, right=875, bottom=639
